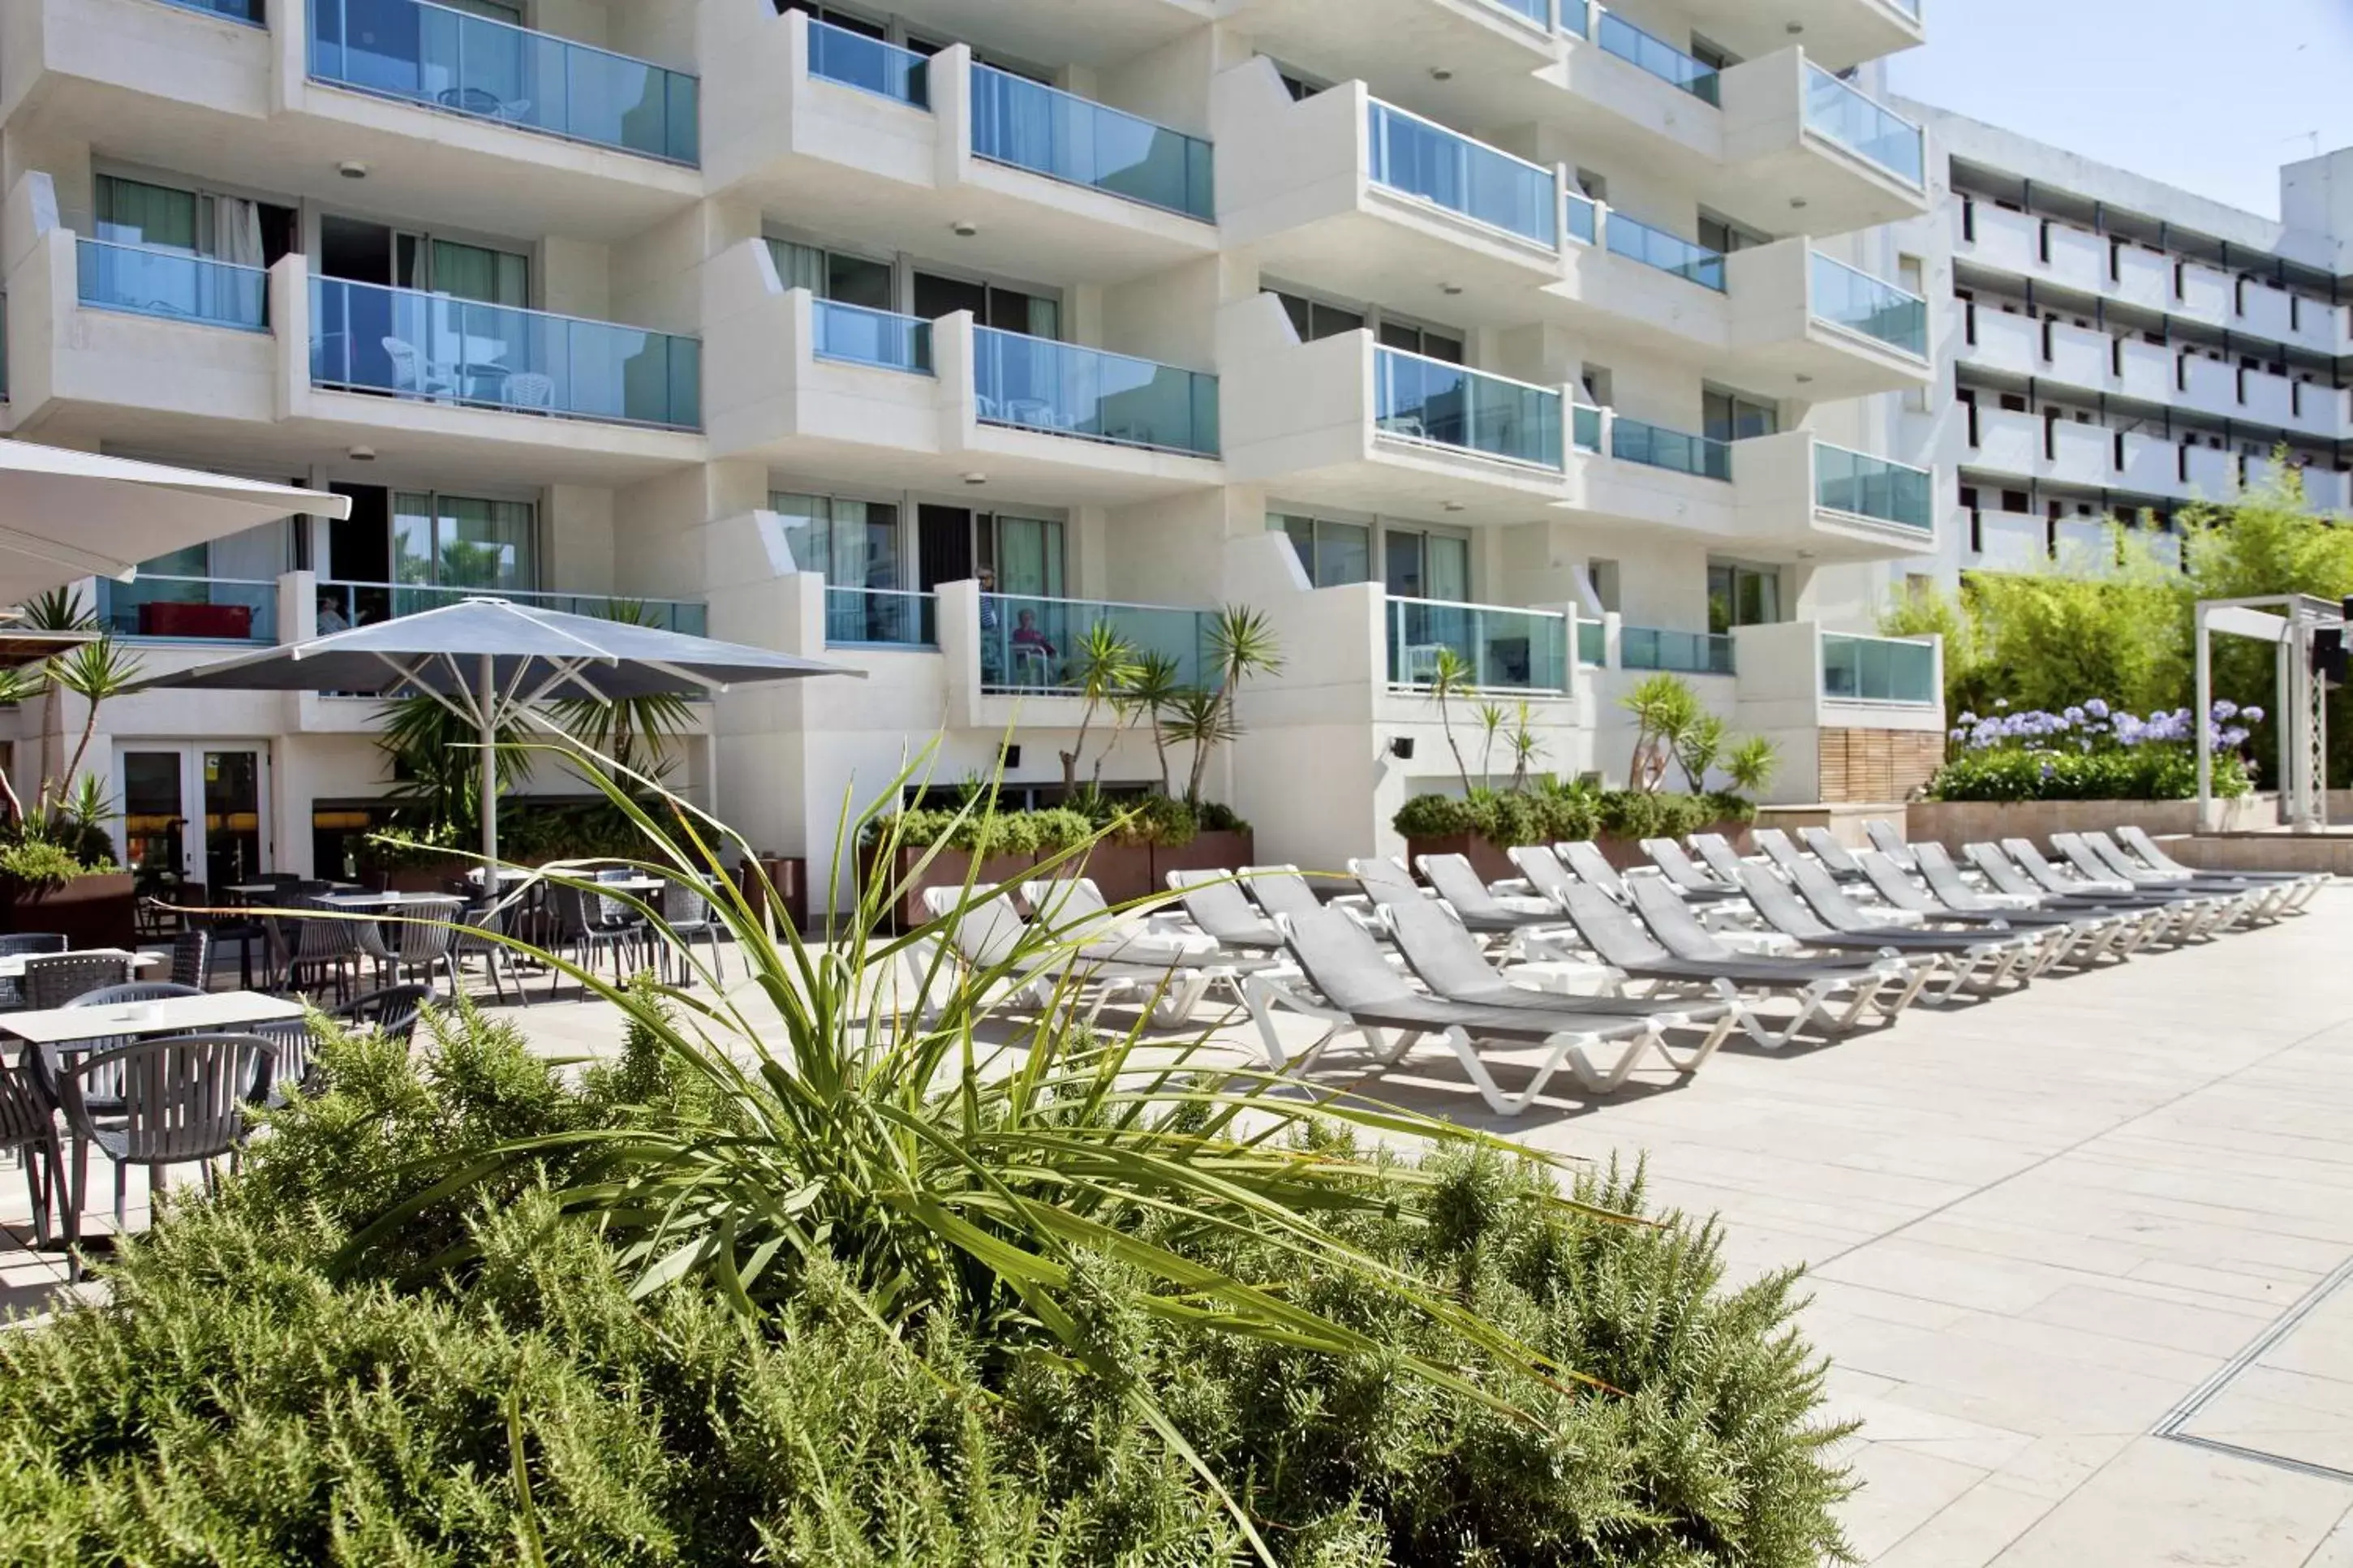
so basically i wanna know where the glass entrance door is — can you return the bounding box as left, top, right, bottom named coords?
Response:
left=116, top=746, right=269, bottom=898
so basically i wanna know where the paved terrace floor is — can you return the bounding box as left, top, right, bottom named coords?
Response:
left=6, top=890, right=2353, bottom=1564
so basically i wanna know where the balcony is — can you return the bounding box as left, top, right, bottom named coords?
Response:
left=77, top=239, right=267, bottom=333
left=1594, top=9, right=1719, bottom=105
left=308, top=277, right=702, bottom=430
left=1820, top=631, right=1937, bottom=705
left=1605, top=212, right=1724, bottom=290
left=1388, top=597, right=1569, bottom=693
left=824, top=586, right=938, bottom=649
left=971, top=66, right=1212, bottom=221
left=974, top=330, right=1217, bottom=458
left=1809, top=253, right=1924, bottom=358
left=703, top=11, right=1216, bottom=287
left=1622, top=625, right=1735, bottom=677
left=1714, top=52, right=1931, bottom=235
left=1800, top=66, right=1922, bottom=189
left=306, top=0, right=699, bottom=165
left=161, top=0, right=262, bottom=18
left=318, top=579, right=708, bottom=635
left=1654, top=0, right=1923, bottom=73
left=979, top=593, right=1215, bottom=694
left=705, top=246, right=1221, bottom=506
left=96, top=576, right=277, bottom=643
left=1374, top=348, right=1564, bottom=472
left=1611, top=415, right=1730, bottom=481
left=1366, top=99, right=1558, bottom=248
left=1815, top=443, right=1933, bottom=534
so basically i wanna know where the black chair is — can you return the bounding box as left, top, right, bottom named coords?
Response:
left=334, top=983, right=436, bottom=1046
left=0, top=933, right=67, bottom=1011
left=23, top=953, right=136, bottom=1012
left=660, top=879, right=725, bottom=986
left=0, top=1054, right=68, bottom=1251
left=170, top=930, right=212, bottom=990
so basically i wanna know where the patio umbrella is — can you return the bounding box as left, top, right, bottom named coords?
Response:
left=128, top=596, right=859, bottom=863
left=0, top=441, right=351, bottom=606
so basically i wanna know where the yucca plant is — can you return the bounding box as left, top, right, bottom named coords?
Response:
left=347, top=740, right=1628, bottom=1562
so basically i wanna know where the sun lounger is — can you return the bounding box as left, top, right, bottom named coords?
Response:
left=1640, top=837, right=1744, bottom=902
left=1167, top=869, right=1286, bottom=952
left=1800, top=827, right=1873, bottom=881
left=1865, top=819, right=1919, bottom=870
left=1855, top=849, right=2112, bottom=971
left=2002, top=837, right=2245, bottom=935
left=1740, top=861, right=2037, bottom=1001
left=2113, top=826, right=2325, bottom=909
left=1247, top=904, right=1709, bottom=1111
left=920, top=884, right=1217, bottom=1021
left=1963, top=842, right=2198, bottom=944
left=2058, top=832, right=2290, bottom=921
left=1415, top=853, right=1576, bottom=943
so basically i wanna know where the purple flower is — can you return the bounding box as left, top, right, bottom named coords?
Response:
left=1957, top=711, right=1979, bottom=725
left=2243, top=705, right=2265, bottom=724
left=2084, top=698, right=2110, bottom=720
left=2063, top=706, right=2086, bottom=724
left=2211, top=699, right=2239, bottom=722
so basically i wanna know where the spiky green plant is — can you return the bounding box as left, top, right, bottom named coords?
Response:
left=1183, top=605, right=1283, bottom=805
left=1728, top=734, right=1783, bottom=794
left=1116, top=648, right=1185, bottom=796
left=1056, top=621, right=1141, bottom=791
left=344, top=742, right=1630, bottom=1561
left=1422, top=644, right=1477, bottom=795
left=43, top=635, right=143, bottom=813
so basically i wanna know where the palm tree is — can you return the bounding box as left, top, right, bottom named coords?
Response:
left=1674, top=712, right=1727, bottom=794
left=1183, top=606, right=1283, bottom=805
left=1057, top=621, right=1141, bottom=793
left=1727, top=735, right=1782, bottom=795
left=1116, top=650, right=1185, bottom=796
left=0, top=665, right=44, bottom=824
left=380, top=694, right=536, bottom=829
left=1424, top=646, right=1475, bottom=796
left=1620, top=674, right=1701, bottom=795
left=545, top=600, right=695, bottom=784
left=45, top=636, right=144, bottom=812
left=16, top=588, right=92, bottom=791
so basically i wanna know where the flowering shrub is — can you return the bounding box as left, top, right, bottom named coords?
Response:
left=1929, top=699, right=2255, bottom=802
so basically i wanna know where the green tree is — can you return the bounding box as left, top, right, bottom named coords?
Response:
left=1182, top=606, right=1283, bottom=805
left=1056, top=621, right=1141, bottom=792
left=1620, top=674, right=1701, bottom=794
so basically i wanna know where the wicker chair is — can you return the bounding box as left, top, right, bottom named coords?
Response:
left=23, top=953, right=136, bottom=1012
left=58, top=1033, right=276, bottom=1257
left=170, top=930, right=212, bottom=990
left=0, top=933, right=67, bottom=1011
left=0, top=1055, right=68, bottom=1250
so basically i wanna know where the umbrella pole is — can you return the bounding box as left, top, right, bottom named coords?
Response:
left=480, top=653, right=500, bottom=869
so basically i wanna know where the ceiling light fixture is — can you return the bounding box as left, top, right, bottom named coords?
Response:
left=1443, top=501, right=1467, bottom=513
left=962, top=471, right=988, bottom=485
left=338, top=161, right=368, bottom=180
left=1439, top=282, right=1465, bottom=295
left=346, top=445, right=376, bottom=462
left=952, top=219, right=979, bottom=237
left=1430, top=67, right=1454, bottom=81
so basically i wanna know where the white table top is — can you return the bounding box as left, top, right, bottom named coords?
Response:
left=224, top=881, right=363, bottom=898
left=314, top=891, right=467, bottom=910
left=0, top=949, right=163, bottom=980
left=0, top=989, right=307, bottom=1047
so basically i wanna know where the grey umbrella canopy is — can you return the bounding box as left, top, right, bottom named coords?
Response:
left=130, top=597, right=859, bottom=863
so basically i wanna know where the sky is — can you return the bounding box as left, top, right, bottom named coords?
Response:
left=1886, top=0, right=2353, bottom=221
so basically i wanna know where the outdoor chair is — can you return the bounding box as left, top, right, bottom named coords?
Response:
left=1245, top=903, right=1710, bottom=1113
left=1345, top=857, right=1422, bottom=896
left=0, top=933, right=67, bottom=1010
left=58, top=1033, right=277, bottom=1262
left=1997, top=839, right=2239, bottom=936
left=0, top=1055, right=68, bottom=1251
left=1855, top=850, right=2114, bottom=971
left=1165, top=869, right=1286, bottom=953
left=2113, top=825, right=2325, bottom=907
left=23, top=953, right=136, bottom=1012
left=1962, top=843, right=2198, bottom=943
left=1413, top=854, right=1574, bottom=944
left=1688, top=833, right=1761, bottom=890
left=660, top=879, right=727, bottom=986
left=169, top=929, right=212, bottom=990
left=1637, top=838, right=1743, bottom=903
left=2057, top=832, right=2288, bottom=921
left=1536, top=872, right=1919, bottom=1049
left=1738, top=863, right=2035, bottom=1003
left=336, top=983, right=436, bottom=1047
left=275, top=911, right=364, bottom=1003
left=381, top=896, right=467, bottom=993
left=1799, top=827, right=1874, bottom=883
left=1025, top=876, right=1276, bottom=1007
left=452, top=903, right=528, bottom=1007
left=546, top=884, right=647, bottom=994
left=917, top=885, right=1218, bottom=1025
left=1865, top=819, right=1918, bottom=870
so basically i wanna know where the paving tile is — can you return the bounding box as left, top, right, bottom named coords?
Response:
left=1873, top=1479, right=2061, bottom=1568
left=1990, top=1437, right=2353, bottom=1567
left=1839, top=1441, right=1996, bottom=1563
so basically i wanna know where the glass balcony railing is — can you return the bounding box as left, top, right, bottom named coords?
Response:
left=1804, top=64, right=1924, bottom=187
left=97, top=577, right=277, bottom=643
left=1486, top=0, right=1549, bottom=24
left=1572, top=403, right=1602, bottom=452
left=1611, top=416, right=1731, bottom=481
left=310, top=277, right=702, bottom=430
left=160, top=0, right=264, bottom=22
left=1606, top=212, right=1726, bottom=291
left=970, top=65, right=1213, bottom=221
left=1375, top=349, right=1564, bottom=471
left=308, top=0, right=700, bottom=166
left=1576, top=618, right=1605, bottom=667
left=1559, top=0, right=1592, bottom=38
left=1564, top=191, right=1598, bottom=246
left=813, top=299, right=932, bottom=374
left=1810, top=252, right=1928, bottom=357
left=807, top=16, right=929, bottom=106
left=1389, top=598, right=1569, bottom=694
left=826, top=586, right=937, bottom=648
left=1621, top=625, right=1735, bottom=677
left=973, top=329, right=1218, bottom=457
left=1817, top=443, right=1933, bottom=530
left=318, top=580, right=707, bottom=635
left=1596, top=10, right=1719, bottom=105
left=1366, top=101, right=1558, bottom=247
left=77, top=238, right=269, bottom=332
left=979, top=595, right=1215, bottom=694
left=1822, top=633, right=1937, bottom=704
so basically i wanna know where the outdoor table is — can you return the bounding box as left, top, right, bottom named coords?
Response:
left=223, top=881, right=363, bottom=902
left=0, top=948, right=163, bottom=981
left=0, top=989, right=306, bottom=1054
left=312, top=891, right=466, bottom=912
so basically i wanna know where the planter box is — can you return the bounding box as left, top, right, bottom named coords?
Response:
left=0, top=872, right=138, bottom=948
left=863, top=843, right=1040, bottom=930
left=735, top=856, right=809, bottom=934
left=1148, top=830, right=1256, bottom=887
left=1905, top=795, right=2272, bottom=853
left=1403, top=832, right=1522, bottom=884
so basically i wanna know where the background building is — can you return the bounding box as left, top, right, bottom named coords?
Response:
left=0, top=0, right=1950, bottom=903
left=1891, top=101, right=2353, bottom=586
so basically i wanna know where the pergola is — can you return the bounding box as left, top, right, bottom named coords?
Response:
left=2192, top=594, right=2347, bottom=832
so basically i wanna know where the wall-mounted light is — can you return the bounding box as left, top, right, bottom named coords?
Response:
left=1388, top=737, right=1417, bottom=760
left=1001, top=744, right=1022, bottom=769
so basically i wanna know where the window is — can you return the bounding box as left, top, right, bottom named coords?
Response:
left=767, top=238, right=894, bottom=310
left=772, top=492, right=901, bottom=590
left=1273, top=289, right=1366, bottom=343
left=1958, top=484, right=1980, bottom=510
left=1384, top=527, right=1470, bottom=602
left=1697, top=211, right=1768, bottom=255
left=776, top=2, right=886, bottom=36
left=391, top=493, right=535, bottom=592
left=1706, top=562, right=1781, bottom=634
left=2002, top=488, right=2029, bottom=513
left=97, top=175, right=200, bottom=253
left=985, top=515, right=1065, bottom=598
left=914, top=270, right=1060, bottom=338
left=1999, top=393, right=2028, bottom=414
left=1585, top=558, right=1620, bottom=615
left=1271, top=513, right=1371, bottom=589
left=1376, top=319, right=1463, bottom=363
left=1690, top=37, right=1739, bottom=71
left=1702, top=388, right=1777, bottom=442
left=1581, top=364, right=1613, bottom=406
left=1574, top=168, right=1608, bottom=204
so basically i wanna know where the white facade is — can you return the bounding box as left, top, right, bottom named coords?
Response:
left=1888, top=102, right=2353, bottom=584
left=0, top=0, right=1946, bottom=902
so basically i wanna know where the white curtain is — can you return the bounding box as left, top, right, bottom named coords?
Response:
left=209, top=195, right=265, bottom=268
